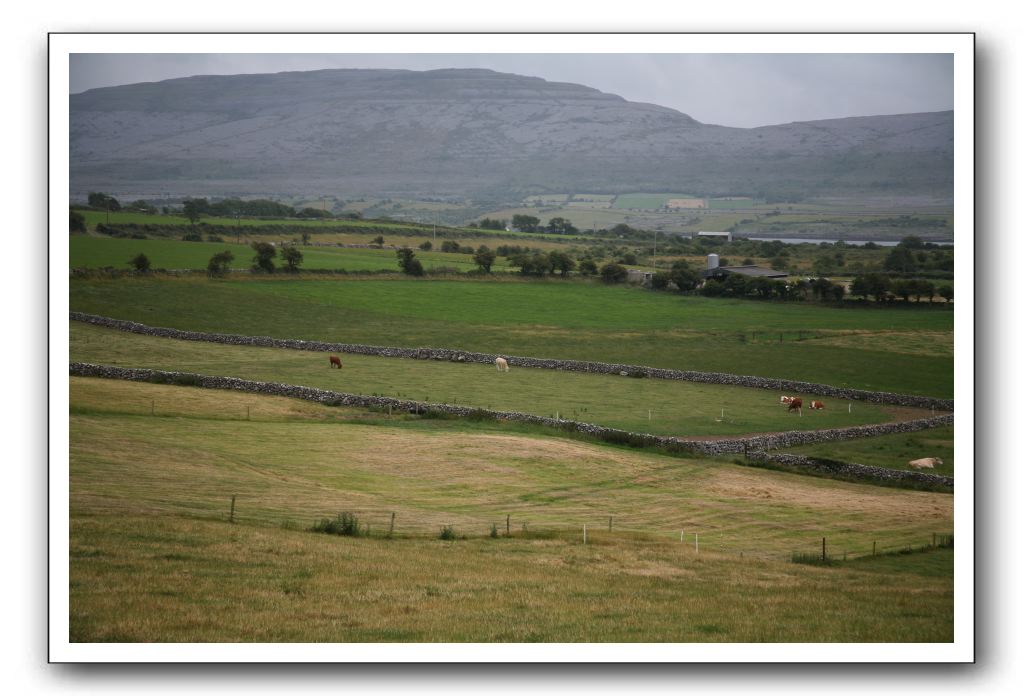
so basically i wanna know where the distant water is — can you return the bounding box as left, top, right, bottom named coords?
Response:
left=746, top=237, right=953, bottom=247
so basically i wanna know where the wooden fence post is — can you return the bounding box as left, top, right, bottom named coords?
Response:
left=609, top=515, right=613, bottom=533
left=822, top=536, right=827, bottom=562
left=389, top=512, right=395, bottom=536
left=229, top=495, right=236, bottom=524
left=506, top=515, right=510, bottom=536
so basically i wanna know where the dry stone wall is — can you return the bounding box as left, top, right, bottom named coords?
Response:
left=70, top=312, right=954, bottom=411
left=70, top=362, right=953, bottom=459
left=746, top=452, right=953, bottom=491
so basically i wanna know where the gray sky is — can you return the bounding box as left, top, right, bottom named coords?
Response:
left=70, top=53, right=952, bottom=128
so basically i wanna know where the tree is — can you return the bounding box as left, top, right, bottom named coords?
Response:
left=884, top=246, right=917, bottom=273
left=69, top=210, right=86, bottom=233
left=183, top=198, right=209, bottom=226
left=472, top=245, right=497, bottom=273
left=577, top=258, right=598, bottom=276
left=548, top=250, right=576, bottom=276
left=301, top=232, right=311, bottom=246
left=938, top=284, right=953, bottom=303
left=891, top=279, right=913, bottom=302
left=440, top=240, right=461, bottom=253
left=207, top=250, right=234, bottom=278
left=372, top=235, right=385, bottom=247
left=650, top=271, right=671, bottom=290
left=599, top=262, right=628, bottom=284
left=511, top=214, right=541, bottom=233
left=130, top=253, right=151, bottom=273
left=668, top=260, right=700, bottom=293
left=250, top=241, right=277, bottom=273
left=509, top=251, right=552, bottom=276
left=862, top=273, right=893, bottom=302
left=419, top=240, right=433, bottom=251
left=280, top=246, right=304, bottom=273
left=396, top=247, right=424, bottom=276
left=88, top=192, right=120, bottom=211
left=546, top=217, right=578, bottom=235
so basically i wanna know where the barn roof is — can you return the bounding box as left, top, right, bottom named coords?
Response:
left=700, top=265, right=788, bottom=279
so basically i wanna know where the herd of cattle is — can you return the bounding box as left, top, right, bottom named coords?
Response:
left=779, top=395, right=825, bottom=411
left=327, top=354, right=943, bottom=470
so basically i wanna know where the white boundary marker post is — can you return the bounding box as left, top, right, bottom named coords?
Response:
left=681, top=529, right=684, bottom=543
left=695, top=533, right=699, bottom=554
left=583, top=524, right=587, bottom=545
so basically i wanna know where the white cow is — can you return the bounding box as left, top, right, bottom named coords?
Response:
left=495, top=357, right=509, bottom=372
left=908, top=457, right=943, bottom=469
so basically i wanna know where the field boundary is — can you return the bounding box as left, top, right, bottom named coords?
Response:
left=745, top=452, right=953, bottom=491
left=70, top=312, right=954, bottom=410
left=70, top=362, right=954, bottom=462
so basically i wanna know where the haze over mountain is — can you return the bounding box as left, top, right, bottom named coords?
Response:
left=70, top=68, right=953, bottom=204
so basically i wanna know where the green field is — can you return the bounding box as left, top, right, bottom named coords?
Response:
left=613, top=193, right=695, bottom=210
left=80, top=210, right=433, bottom=231
left=71, top=321, right=927, bottom=438
left=781, top=426, right=955, bottom=476
left=69, top=236, right=509, bottom=273
left=69, top=377, right=953, bottom=642
left=69, top=277, right=955, bottom=397
left=708, top=198, right=764, bottom=210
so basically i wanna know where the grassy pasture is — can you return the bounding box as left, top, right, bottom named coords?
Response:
left=69, top=236, right=509, bottom=273
left=79, top=210, right=432, bottom=231
left=780, top=426, right=955, bottom=476
left=70, top=322, right=925, bottom=437
left=68, top=377, right=953, bottom=642
left=613, top=193, right=695, bottom=209
left=69, top=277, right=954, bottom=397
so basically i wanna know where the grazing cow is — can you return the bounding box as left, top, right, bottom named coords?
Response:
left=908, top=457, right=943, bottom=469
left=808, top=400, right=825, bottom=410
left=495, top=357, right=509, bottom=372
left=329, top=355, right=343, bottom=369
left=780, top=396, right=794, bottom=405
left=787, top=398, right=803, bottom=412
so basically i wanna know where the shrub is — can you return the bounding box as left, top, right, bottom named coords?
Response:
left=310, top=512, right=362, bottom=537
left=599, top=262, right=628, bottom=284
left=490, top=523, right=499, bottom=538
left=207, top=250, right=234, bottom=278
left=439, top=525, right=456, bottom=540
left=181, top=232, right=203, bottom=242
left=130, top=253, right=151, bottom=273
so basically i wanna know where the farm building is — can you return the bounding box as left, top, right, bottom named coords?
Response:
left=699, top=253, right=787, bottom=280
left=700, top=265, right=788, bottom=280
left=697, top=230, right=732, bottom=242
left=626, top=268, right=655, bottom=285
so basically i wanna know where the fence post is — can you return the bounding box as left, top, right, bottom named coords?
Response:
left=583, top=524, right=587, bottom=545
left=506, top=515, right=510, bottom=536
left=609, top=515, right=613, bottom=532
left=389, top=512, right=395, bottom=536
left=822, top=537, right=826, bottom=562
left=695, top=533, right=699, bottom=554
left=151, top=400, right=154, bottom=416
left=229, top=495, right=236, bottom=524
left=873, top=540, right=877, bottom=556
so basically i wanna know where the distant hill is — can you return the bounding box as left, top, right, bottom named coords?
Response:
left=70, top=68, right=953, bottom=204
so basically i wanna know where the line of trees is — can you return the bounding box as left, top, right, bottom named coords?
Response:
left=849, top=273, right=952, bottom=303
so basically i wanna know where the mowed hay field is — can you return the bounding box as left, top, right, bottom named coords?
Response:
left=70, top=322, right=929, bottom=438
left=70, top=378, right=953, bottom=642
left=69, top=277, right=954, bottom=397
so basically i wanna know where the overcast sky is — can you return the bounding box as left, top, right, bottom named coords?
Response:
left=69, top=53, right=952, bottom=128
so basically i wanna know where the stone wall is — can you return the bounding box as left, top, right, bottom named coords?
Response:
left=746, top=452, right=953, bottom=491
left=70, top=362, right=953, bottom=459
left=70, top=312, right=954, bottom=411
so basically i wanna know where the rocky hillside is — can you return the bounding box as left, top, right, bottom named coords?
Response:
left=70, top=68, right=953, bottom=203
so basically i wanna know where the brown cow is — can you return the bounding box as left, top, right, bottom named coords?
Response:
left=780, top=395, right=795, bottom=405
left=808, top=400, right=825, bottom=410
left=787, top=398, right=803, bottom=412
left=329, top=355, right=343, bottom=369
